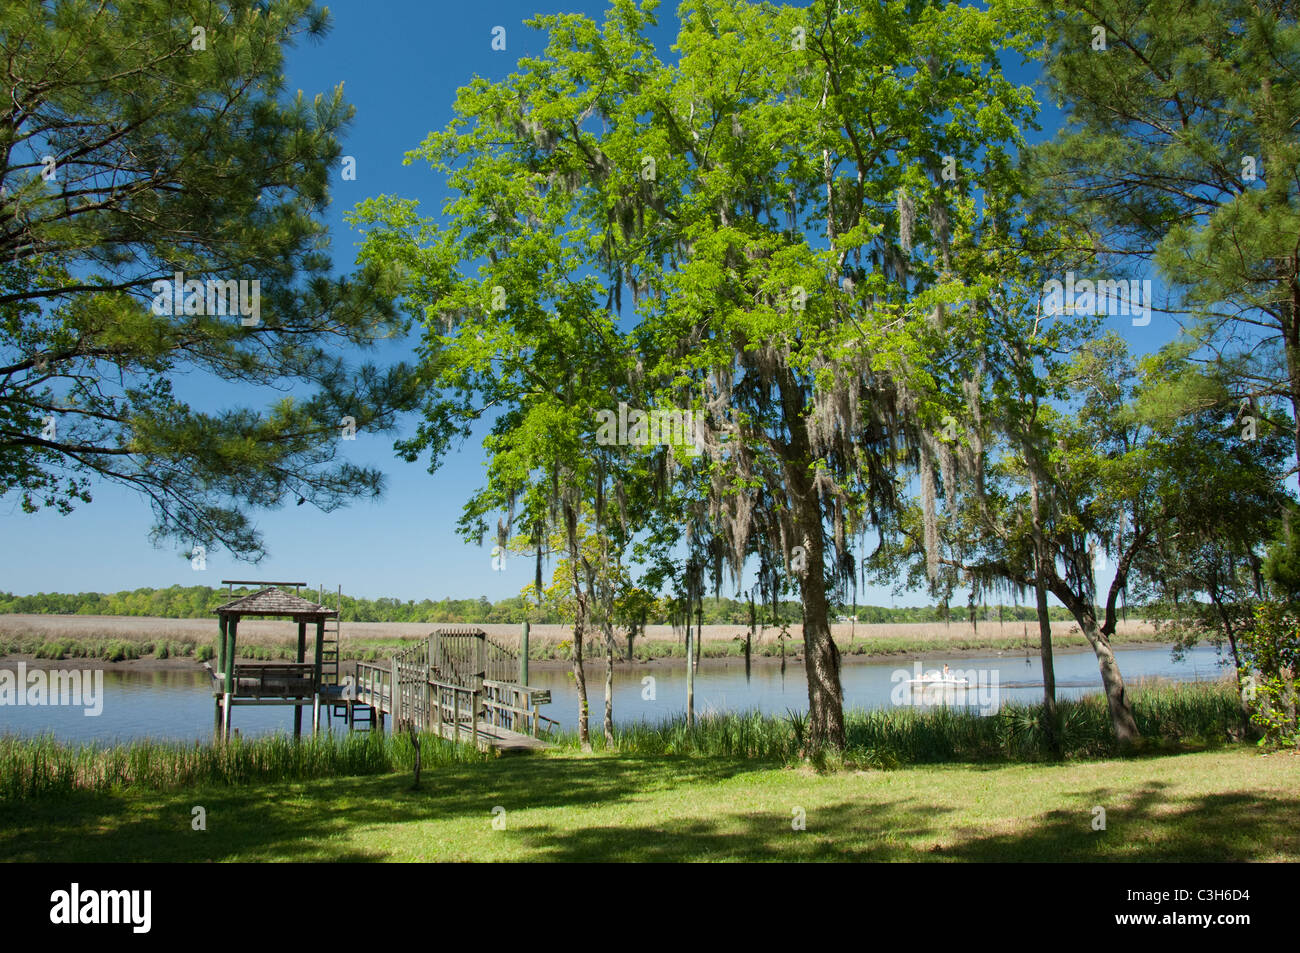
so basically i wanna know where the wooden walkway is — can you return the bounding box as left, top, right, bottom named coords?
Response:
left=353, top=632, right=557, bottom=753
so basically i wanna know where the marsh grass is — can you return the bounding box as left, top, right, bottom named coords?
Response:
left=553, top=679, right=1244, bottom=766
left=0, top=614, right=1165, bottom=664
left=0, top=730, right=487, bottom=800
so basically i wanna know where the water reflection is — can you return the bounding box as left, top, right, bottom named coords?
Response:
left=0, top=644, right=1227, bottom=742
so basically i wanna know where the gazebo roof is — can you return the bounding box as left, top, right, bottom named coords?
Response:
left=215, top=587, right=338, bottom=618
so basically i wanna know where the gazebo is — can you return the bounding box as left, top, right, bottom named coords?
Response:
left=212, top=581, right=339, bottom=740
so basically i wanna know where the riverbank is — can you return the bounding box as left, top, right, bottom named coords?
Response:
left=0, top=613, right=1168, bottom=666
left=0, top=680, right=1249, bottom=796
left=1, top=745, right=1294, bottom=861
left=0, top=640, right=1171, bottom=675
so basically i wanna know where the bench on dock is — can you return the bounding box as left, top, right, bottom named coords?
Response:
left=207, top=661, right=316, bottom=699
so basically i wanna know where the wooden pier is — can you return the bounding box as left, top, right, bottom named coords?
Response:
left=354, top=628, right=557, bottom=753
left=208, top=586, right=556, bottom=752
left=210, top=583, right=342, bottom=740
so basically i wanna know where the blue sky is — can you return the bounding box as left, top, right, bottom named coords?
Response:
left=0, top=1, right=1173, bottom=603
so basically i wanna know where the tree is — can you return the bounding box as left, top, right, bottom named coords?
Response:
left=1033, top=0, right=1300, bottom=482
left=0, top=0, right=413, bottom=560
left=908, top=330, right=1289, bottom=744
left=1238, top=600, right=1300, bottom=748
left=1128, top=351, right=1293, bottom=701
left=354, top=0, right=1042, bottom=752
left=518, top=513, right=643, bottom=747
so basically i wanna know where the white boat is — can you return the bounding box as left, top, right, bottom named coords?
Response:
left=906, top=671, right=971, bottom=687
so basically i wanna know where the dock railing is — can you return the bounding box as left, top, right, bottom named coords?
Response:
left=481, top=679, right=559, bottom=737
left=354, top=661, right=558, bottom=741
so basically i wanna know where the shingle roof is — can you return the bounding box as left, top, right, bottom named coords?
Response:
left=214, top=587, right=338, bottom=617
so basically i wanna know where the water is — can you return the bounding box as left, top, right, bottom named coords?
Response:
left=527, top=644, right=1228, bottom=728
left=0, top=645, right=1228, bottom=743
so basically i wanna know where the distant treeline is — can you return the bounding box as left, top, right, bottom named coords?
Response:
left=0, top=586, right=1093, bottom=626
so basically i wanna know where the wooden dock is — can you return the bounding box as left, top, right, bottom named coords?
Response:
left=353, top=631, right=557, bottom=753
left=206, top=606, right=558, bottom=751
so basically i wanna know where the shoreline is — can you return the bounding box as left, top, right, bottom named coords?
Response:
left=0, top=640, right=1175, bottom=673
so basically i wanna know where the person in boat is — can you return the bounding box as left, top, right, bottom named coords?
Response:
left=942, top=664, right=950, bottom=678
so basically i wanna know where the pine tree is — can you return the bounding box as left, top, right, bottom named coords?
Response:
left=0, top=0, right=415, bottom=559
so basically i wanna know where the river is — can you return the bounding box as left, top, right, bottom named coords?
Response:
left=0, top=643, right=1230, bottom=743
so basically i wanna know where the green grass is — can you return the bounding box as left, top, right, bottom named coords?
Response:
left=0, top=680, right=1245, bottom=803
left=6, top=637, right=204, bottom=662
left=556, top=680, right=1248, bottom=764
left=0, top=731, right=487, bottom=800
left=0, top=747, right=1295, bottom=862
left=0, top=680, right=1289, bottom=862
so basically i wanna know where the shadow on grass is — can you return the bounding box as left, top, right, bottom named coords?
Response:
left=497, top=782, right=1300, bottom=862
left=2, top=754, right=1296, bottom=863
left=0, top=754, right=771, bottom=862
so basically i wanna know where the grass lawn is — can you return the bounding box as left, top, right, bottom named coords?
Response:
left=2, top=746, right=1296, bottom=862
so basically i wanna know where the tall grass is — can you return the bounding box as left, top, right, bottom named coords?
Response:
left=1, top=682, right=1245, bottom=800
left=554, top=679, right=1246, bottom=766
left=0, top=730, right=487, bottom=800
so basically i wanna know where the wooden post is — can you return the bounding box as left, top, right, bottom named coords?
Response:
left=223, top=616, right=238, bottom=741
left=453, top=690, right=460, bottom=743
left=313, top=616, right=325, bottom=734
left=217, top=615, right=228, bottom=676
left=475, top=633, right=486, bottom=692
left=294, top=619, right=307, bottom=738
left=520, top=621, right=530, bottom=686
left=391, top=656, right=400, bottom=730
left=435, top=683, right=443, bottom=737
left=431, top=630, right=442, bottom=675
left=472, top=688, right=480, bottom=750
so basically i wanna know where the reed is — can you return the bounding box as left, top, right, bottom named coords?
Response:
left=0, top=730, right=487, bottom=800
left=551, top=679, right=1244, bottom=765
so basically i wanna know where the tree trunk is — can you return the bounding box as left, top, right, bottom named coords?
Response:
left=1211, top=590, right=1252, bottom=735
left=1083, top=618, right=1139, bottom=745
left=564, top=506, right=591, bottom=750
left=572, top=608, right=590, bottom=750
left=1027, top=459, right=1059, bottom=755
left=747, top=590, right=755, bottom=681
left=694, top=591, right=703, bottom=670
left=795, top=491, right=845, bottom=753
left=603, top=637, right=615, bottom=746
left=1048, top=576, right=1139, bottom=744
left=1227, top=630, right=1252, bottom=736
left=1034, top=560, right=1060, bottom=758
left=1092, top=631, right=1138, bottom=745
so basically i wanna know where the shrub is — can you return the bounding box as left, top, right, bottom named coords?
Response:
left=1239, top=602, right=1300, bottom=748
